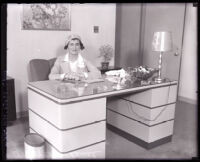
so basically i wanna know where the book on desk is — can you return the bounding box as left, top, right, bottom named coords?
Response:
left=98, top=66, right=121, bottom=74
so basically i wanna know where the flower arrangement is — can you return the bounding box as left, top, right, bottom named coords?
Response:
left=98, top=44, right=114, bottom=62
left=132, top=66, right=157, bottom=80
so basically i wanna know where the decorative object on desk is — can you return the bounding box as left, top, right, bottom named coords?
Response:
left=126, top=67, right=136, bottom=81
left=105, top=69, right=130, bottom=90
left=22, top=4, right=71, bottom=30
left=141, top=80, right=151, bottom=85
left=132, top=66, right=157, bottom=81
left=152, top=31, right=173, bottom=83
left=98, top=44, right=114, bottom=70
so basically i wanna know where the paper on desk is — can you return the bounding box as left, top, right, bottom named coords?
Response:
left=105, top=69, right=128, bottom=83
left=63, top=78, right=104, bottom=84
left=84, top=78, right=104, bottom=83
left=105, top=77, right=119, bottom=83
left=105, top=68, right=126, bottom=78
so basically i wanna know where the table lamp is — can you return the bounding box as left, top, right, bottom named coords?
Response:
left=152, top=31, right=172, bottom=83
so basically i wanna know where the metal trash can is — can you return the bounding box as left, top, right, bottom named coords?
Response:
left=24, top=133, right=45, bottom=159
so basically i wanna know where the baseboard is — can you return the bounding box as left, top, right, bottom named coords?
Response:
left=178, top=96, right=197, bottom=105
left=16, top=110, right=28, bottom=119
left=107, top=123, right=172, bottom=150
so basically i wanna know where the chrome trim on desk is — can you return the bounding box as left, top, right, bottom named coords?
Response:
left=29, top=108, right=106, bottom=131
left=107, top=108, right=174, bottom=127
left=118, top=97, right=176, bottom=109
left=28, top=87, right=106, bottom=105
left=30, top=127, right=106, bottom=154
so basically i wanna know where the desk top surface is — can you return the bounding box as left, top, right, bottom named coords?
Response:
left=28, top=77, right=177, bottom=104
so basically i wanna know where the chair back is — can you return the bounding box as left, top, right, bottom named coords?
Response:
left=49, top=58, right=57, bottom=69
left=29, top=58, right=56, bottom=82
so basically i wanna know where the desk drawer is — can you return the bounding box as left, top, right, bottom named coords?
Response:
left=107, top=98, right=175, bottom=126
left=121, top=85, right=177, bottom=107
left=29, top=110, right=106, bottom=153
left=107, top=109, right=174, bottom=143
left=28, top=89, right=106, bottom=129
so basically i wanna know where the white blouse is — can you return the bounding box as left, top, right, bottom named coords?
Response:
left=63, top=53, right=88, bottom=78
left=69, top=60, right=78, bottom=72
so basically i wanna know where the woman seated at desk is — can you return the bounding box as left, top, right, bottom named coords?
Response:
left=49, top=34, right=101, bottom=81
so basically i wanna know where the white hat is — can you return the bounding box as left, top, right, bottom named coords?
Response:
left=64, top=34, right=82, bottom=49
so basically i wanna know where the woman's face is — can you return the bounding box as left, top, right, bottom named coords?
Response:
left=68, top=39, right=81, bottom=55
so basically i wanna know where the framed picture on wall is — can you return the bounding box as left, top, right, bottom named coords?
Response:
left=22, top=3, right=71, bottom=30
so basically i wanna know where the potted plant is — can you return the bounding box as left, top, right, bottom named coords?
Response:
left=98, top=44, right=114, bottom=70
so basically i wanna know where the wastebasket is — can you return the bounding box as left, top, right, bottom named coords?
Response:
left=24, top=133, right=45, bottom=159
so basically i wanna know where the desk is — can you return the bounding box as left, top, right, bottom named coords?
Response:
left=27, top=78, right=177, bottom=159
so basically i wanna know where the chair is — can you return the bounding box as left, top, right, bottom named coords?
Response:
left=29, top=58, right=56, bottom=82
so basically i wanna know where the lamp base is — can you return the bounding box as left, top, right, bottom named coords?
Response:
left=154, top=77, right=164, bottom=83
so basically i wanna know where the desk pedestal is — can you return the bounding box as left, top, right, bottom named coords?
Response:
left=28, top=89, right=106, bottom=159
left=107, top=84, right=177, bottom=149
left=30, top=128, right=106, bottom=159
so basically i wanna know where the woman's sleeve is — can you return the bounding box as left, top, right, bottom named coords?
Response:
left=48, top=58, right=65, bottom=80
left=84, top=60, right=102, bottom=79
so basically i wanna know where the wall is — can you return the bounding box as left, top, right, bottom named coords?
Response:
left=141, top=3, right=186, bottom=81
left=115, top=3, right=197, bottom=104
left=7, top=3, right=116, bottom=115
left=178, top=3, right=197, bottom=104
left=115, top=3, right=142, bottom=68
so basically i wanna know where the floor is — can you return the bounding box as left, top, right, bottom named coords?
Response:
left=5, top=100, right=197, bottom=160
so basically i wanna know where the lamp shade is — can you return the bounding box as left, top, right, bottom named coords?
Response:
left=152, top=31, right=172, bottom=52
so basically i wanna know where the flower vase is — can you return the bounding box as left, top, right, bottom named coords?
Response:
left=101, top=62, right=109, bottom=70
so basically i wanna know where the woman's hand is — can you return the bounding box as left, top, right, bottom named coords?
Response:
left=64, top=72, right=87, bottom=81
left=77, top=72, right=88, bottom=80
left=64, top=72, right=80, bottom=81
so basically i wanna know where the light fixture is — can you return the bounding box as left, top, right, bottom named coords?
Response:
left=152, top=31, right=173, bottom=83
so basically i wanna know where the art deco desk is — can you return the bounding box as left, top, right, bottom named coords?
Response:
left=27, top=78, right=177, bottom=159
